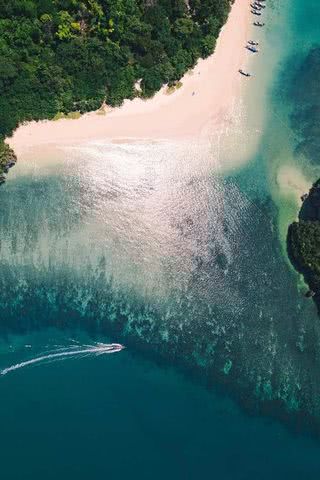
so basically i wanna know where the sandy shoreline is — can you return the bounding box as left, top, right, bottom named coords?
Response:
left=7, top=0, right=252, bottom=157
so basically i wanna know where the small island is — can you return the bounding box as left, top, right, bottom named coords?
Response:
left=287, top=179, right=320, bottom=310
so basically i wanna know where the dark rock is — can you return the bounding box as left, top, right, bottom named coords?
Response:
left=0, top=142, right=17, bottom=185
left=305, top=290, right=316, bottom=298
left=0, top=174, right=6, bottom=185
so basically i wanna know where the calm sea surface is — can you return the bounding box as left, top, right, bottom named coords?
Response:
left=1, top=0, right=320, bottom=478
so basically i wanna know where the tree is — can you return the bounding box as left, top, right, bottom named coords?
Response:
left=0, top=0, right=234, bottom=177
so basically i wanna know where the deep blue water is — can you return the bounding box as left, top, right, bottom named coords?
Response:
left=1, top=329, right=320, bottom=480
left=2, top=0, right=320, bottom=478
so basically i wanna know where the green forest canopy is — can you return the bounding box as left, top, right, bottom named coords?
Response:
left=0, top=0, right=232, bottom=143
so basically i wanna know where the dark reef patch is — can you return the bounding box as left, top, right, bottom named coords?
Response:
left=289, top=46, right=320, bottom=164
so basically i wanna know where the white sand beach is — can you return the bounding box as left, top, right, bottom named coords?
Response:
left=8, top=0, right=252, bottom=158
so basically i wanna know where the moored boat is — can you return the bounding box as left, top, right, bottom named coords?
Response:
left=246, top=45, right=258, bottom=53
left=239, top=69, right=251, bottom=77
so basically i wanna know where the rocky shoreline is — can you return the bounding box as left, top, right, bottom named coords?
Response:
left=287, top=179, right=320, bottom=312
left=0, top=143, right=17, bottom=185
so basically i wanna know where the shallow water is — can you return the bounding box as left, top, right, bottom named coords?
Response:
left=2, top=0, right=320, bottom=477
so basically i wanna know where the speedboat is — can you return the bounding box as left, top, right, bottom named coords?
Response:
left=109, top=343, right=125, bottom=351
left=248, top=40, right=259, bottom=45
left=254, top=21, right=265, bottom=26
left=251, top=10, right=262, bottom=15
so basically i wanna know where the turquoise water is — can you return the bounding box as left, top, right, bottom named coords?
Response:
left=2, top=0, right=320, bottom=477
left=1, top=330, right=320, bottom=479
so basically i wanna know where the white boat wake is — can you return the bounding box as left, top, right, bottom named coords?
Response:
left=0, top=343, right=124, bottom=376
